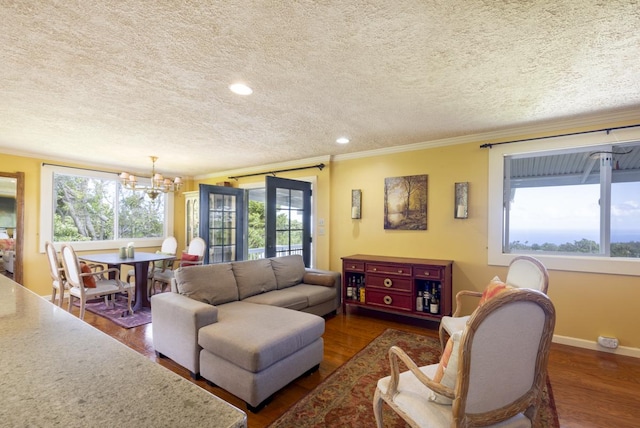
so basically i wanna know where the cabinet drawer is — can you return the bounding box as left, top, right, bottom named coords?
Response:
left=366, top=263, right=411, bottom=276
left=343, top=261, right=365, bottom=272
left=413, top=265, right=443, bottom=280
left=367, top=289, right=412, bottom=312
left=367, top=274, right=412, bottom=291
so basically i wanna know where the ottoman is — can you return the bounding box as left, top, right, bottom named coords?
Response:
left=198, top=301, right=325, bottom=412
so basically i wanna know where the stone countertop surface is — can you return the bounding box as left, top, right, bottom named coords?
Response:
left=0, top=276, right=247, bottom=428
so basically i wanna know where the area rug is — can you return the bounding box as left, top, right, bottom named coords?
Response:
left=75, top=295, right=151, bottom=328
left=268, top=328, right=559, bottom=428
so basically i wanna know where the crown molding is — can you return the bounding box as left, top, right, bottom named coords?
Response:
left=332, top=109, right=640, bottom=162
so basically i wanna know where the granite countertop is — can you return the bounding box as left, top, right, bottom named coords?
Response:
left=0, top=276, right=247, bottom=428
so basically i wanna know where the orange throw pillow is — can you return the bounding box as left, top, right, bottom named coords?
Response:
left=478, top=276, right=512, bottom=306
left=80, top=262, right=97, bottom=288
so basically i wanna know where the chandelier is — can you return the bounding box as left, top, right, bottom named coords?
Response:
left=119, top=156, right=183, bottom=200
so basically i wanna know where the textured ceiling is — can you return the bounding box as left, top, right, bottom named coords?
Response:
left=1, top=1, right=640, bottom=178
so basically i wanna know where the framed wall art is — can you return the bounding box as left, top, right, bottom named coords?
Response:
left=384, top=174, right=428, bottom=230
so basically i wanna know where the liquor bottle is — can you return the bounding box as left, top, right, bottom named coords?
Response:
left=423, top=283, right=431, bottom=312
left=429, top=283, right=439, bottom=314
left=416, top=289, right=423, bottom=312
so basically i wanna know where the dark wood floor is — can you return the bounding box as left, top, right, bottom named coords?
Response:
left=75, top=304, right=640, bottom=428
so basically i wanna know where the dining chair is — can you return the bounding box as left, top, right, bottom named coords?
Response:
left=439, top=255, right=549, bottom=349
left=44, top=241, right=67, bottom=307
left=374, top=288, right=556, bottom=427
left=126, top=236, right=178, bottom=296
left=152, top=237, right=206, bottom=294
left=60, top=244, right=134, bottom=320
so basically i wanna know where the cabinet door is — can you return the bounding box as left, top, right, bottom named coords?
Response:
left=199, top=184, right=245, bottom=264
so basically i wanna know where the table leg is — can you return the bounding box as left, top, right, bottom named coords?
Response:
left=132, top=261, right=150, bottom=312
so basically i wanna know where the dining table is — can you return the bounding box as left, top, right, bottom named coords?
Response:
left=79, top=251, right=176, bottom=312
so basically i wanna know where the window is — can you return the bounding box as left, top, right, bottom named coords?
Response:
left=488, top=127, right=640, bottom=275
left=41, top=165, right=174, bottom=252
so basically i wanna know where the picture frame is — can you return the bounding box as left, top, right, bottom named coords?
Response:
left=384, top=175, right=428, bottom=230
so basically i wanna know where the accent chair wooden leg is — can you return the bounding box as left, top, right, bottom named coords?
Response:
left=373, top=386, right=384, bottom=428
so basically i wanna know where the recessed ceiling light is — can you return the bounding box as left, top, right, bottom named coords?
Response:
left=229, top=83, right=253, bottom=95
left=336, top=137, right=350, bottom=144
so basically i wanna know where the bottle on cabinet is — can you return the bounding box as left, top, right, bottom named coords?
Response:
left=422, top=283, right=431, bottom=313
left=358, top=277, right=366, bottom=303
left=429, top=283, right=440, bottom=314
left=416, top=289, right=423, bottom=312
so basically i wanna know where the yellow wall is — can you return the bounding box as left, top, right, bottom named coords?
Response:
left=329, top=141, right=640, bottom=350
left=3, top=125, right=640, bottom=350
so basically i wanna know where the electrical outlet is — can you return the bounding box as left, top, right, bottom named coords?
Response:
left=597, top=336, right=619, bottom=349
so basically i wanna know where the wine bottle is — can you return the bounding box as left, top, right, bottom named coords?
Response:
left=416, top=290, right=423, bottom=312
left=430, top=283, right=439, bottom=314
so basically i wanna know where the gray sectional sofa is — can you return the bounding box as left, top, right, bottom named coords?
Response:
left=151, top=254, right=341, bottom=411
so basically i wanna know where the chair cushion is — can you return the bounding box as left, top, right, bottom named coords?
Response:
left=80, top=262, right=96, bottom=288
left=270, top=255, right=306, bottom=289
left=431, top=331, right=461, bottom=405
left=232, top=259, right=278, bottom=299
left=174, top=264, right=239, bottom=305
left=377, top=363, right=531, bottom=427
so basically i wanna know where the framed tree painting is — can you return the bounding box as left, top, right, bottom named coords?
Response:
left=384, top=174, right=428, bottom=230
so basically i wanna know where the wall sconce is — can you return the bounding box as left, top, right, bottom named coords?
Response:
left=351, top=189, right=362, bottom=219
left=454, top=182, right=468, bottom=219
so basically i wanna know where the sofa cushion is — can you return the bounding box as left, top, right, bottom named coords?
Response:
left=174, top=264, right=239, bottom=305
left=243, top=288, right=309, bottom=311
left=232, top=259, right=278, bottom=299
left=270, top=255, right=306, bottom=289
left=198, top=301, right=325, bottom=372
left=288, top=284, right=336, bottom=307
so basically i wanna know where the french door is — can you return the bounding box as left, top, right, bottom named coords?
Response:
left=199, top=184, right=245, bottom=264
left=265, top=176, right=312, bottom=267
left=198, top=177, right=312, bottom=266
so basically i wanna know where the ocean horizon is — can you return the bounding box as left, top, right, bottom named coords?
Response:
left=510, top=230, right=640, bottom=245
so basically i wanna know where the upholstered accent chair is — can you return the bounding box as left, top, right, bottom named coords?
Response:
left=44, top=241, right=67, bottom=307
left=60, top=244, right=134, bottom=320
left=439, top=256, right=549, bottom=349
left=374, top=288, right=556, bottom=427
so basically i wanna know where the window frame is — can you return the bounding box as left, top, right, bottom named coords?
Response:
left=40, top=164, right=174, bottom=252
left=488, top=127, right=640, bottom=276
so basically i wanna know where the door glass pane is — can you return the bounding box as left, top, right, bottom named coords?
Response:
left=211, top=194, right=224, bottom=210
left=291, top=190, right=303, bottom=209
left=276, top=188, right=290, bottom=206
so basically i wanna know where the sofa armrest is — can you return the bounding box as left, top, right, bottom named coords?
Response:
left=305, top=268, right=342, bottom=309
left=151, top=292, right=218, bottom=376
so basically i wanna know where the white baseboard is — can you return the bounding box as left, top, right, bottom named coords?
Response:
left=553, top=334, right=640, bottom=358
